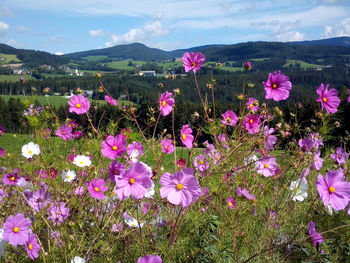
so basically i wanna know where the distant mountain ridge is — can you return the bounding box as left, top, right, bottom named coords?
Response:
left=290, top=37, right=350, bottom=47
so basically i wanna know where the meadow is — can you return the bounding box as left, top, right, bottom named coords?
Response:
left=0, top=54, right=350, bottom=263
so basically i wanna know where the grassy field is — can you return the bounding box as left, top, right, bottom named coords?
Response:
left=83, top=56, right=109, bottom=61
left=0, top=53, right=21, bottom=64
left=0, top=74, right=35, bottom=82
left=107, top=60, right=147, bottom=70
left=284, top=59, right=322, bottom=69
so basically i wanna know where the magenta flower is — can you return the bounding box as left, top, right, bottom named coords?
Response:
left=182, top=52, right=205, bottom=73
left=114, top=162, right=153, bottom=200
left=0, top=124, right=5, bottom=137
left=161, top=138, right=174, bottom=154
left=311, top=151, right=323, bottom=171
left=101, top=134, right=127, bottom=159
left=126, top=141, right=144, bottom=161
left=221, top=110, right=238, bottom=126
left=244, top=61, right=252, bottom=70
left=348, top=89, right=350, bottom=103
left=68, top=94, right=90, bottom=115
left=3, top=213, right=32, bottom=246
left=105, top=95, right=118, bottom=106
left=109, top=160, right=126, bottom=183
left=227, top=197, right=236, bottom=209
left=159, top=91, right=175, bottom=116
left=193, top=154, right=209, bottom=172
left=316, top=170, right=350, bottom=211
left=257, top=157, right=278, bottom=177
left=263, top=126, right=277, bottom=152
left=88, top=178, right=108, bottom=200
left=181, top=124, right=194, bottom=149
left=244, top=114, right=261, bottom=135
left=72, top=130, right=84, bottom=139
left=159, top=168, right=201, bottom=207
left=316, top=83, right=340, bottom=114
left=177, top=158, right=186, bottom=168
left=330, top=147, right=348, bottom=165
left=3, top=172, right=20, bottom=185
left=236, top=187, right=256, bottom=201
left=55, top=124, right=73, bottom=141
left=308, top=222, right=323, bottom=248
left=137, top=255, right=162, bottom=263
left=48, top=202, right=70, bottom=225
left=262, top=70, right=292, bottom=101
left=246, top=97, right=259, bottom=112
left=25, top=234, right=40, bottom=260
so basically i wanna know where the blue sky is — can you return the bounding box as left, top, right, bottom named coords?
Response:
left=0, top=0, right=349, bottom=55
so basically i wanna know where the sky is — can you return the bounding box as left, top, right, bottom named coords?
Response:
left=0, top=0, right=349, bottom=55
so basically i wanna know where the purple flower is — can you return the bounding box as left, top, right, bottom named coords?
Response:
left=105, top=95, right=118, bottom=106
left=221, top=110, right=238, bottom=126
left=25, top=234, right=40, bottom=260
left=316, top=83, right=340, bottom=114
left=161, top=138, right=174, bottom=154
left=3, top=172, right=20, bottom=185
left=26, top=189, right=51, bottom=213
left=227, top=197, right=236, bottom=209
left=246, top=97, right=259, bottom=112
left=88, top=178, right=108, bottom=200
left=56, top=124, right=73, bottom=141
left=181, top=124, right=194, bottom=149
left=114, top=162, right=153, bottom=200
left=244, top=114, right=261, bottom=135
left=101, top=134, right=127, bottom=159
left=0, top=124, right=5, bottom=137
left=159, top=168, right=201, bottom=207
left=262, top=70, right=292, bottom=101
left=159, top=91, right=175, bottom=116
left=72, top=131, right=84, bottom=139
left=182, top=52, right=205, bottom=73
left=330, top=147, right=349, bottom=165
left=316, top=170, right=350, bottom=211
left=263, top=126, right=277, bottom=152
left=244, top=61, right=252, bottom=70
left=23, top=104, right=44, bottom=117
left=257, top=157, right=278, bottom=177
left=299, top=133, right=323, bottom=153
left=126, top=141, right=144, bottom=162
left=48, top=202, right=70, bottom=225
left=311, top=151, right=323, bottom=171
left=68, top=94, right=90, bottom=115
left=236, top=187, right=256, bottom=201
left=3, top=213, right=32, bottom=246
left=308, top=222, right=323, bottom=248
left=193, top=154, right=209, bottom=172
left=0, top=188, right=6, bottom=203
left=137, top=255, right=162, bottom=263
left=348, top=89, right=350, bottom=103
left=108, top=160, right=125, bottom=183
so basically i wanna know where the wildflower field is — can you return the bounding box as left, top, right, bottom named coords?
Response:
left=0, top=53, right=350, bottom=263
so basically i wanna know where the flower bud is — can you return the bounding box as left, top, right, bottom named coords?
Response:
left=244, top=61, right=252, bottom=70
left=94, top=73, right=102, bottom=79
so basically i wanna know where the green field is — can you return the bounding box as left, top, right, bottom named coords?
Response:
left=83, top=55, right=109, bottom=61
left=107, top=60, right=147, bottom=70
left=0, top=53, right=21, bottom=64
left=0, top=74, right=35, bottom=82
left=284, top=59, right=322, bottom=69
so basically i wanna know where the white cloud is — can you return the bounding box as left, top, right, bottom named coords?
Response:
left=0, top=5, right=12, bottom=17
left=323, top=18, right=350, bottom=38
left=275, top=31, right=305, bottom=42
left=0, top=21, right=9, bottom=37
left=7, top=39, right=24, bottom=48
left=89, top=29, right=107, bottom=37
left=105, top=20, right=169, bottom=47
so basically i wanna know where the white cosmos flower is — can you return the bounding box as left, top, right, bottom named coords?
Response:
left=124, top=216, right=144, bottom=228
left=21, top=142, right=40, bottom=159
left=289, top=179, right=308, bottom=202
left=73, top=155, right=91, bottom=167
left=71, top=256, right=85, bottom=263
left=62, top=170, right=77, bottom=182
left=0, top=228, right=5, bottom=259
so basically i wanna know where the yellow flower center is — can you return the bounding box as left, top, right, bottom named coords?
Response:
left=264, top=163, right=269, bottom=168
left=249, top=119, right=254, bottom=124
left=272, top=84, right=277, bottom=89
left=191, top=62, right=197, bottom=67
left=338, top=154, right=342, bottom=158
left=56, top=211, right=60, bottom=215
left=94, top=187, right=100, bottom=192
left=28, top=150, right=33, bottom=154
left=199, top=160, right=204, bottom=165
left=10, top=176, right=15, bottom=181
left=162, top=100, right=166, bottom=107
left=13, top=226, right=19, bottom=233
left=329, top=186, right=335, bottom=193
left=80, top=161, right=84, bottom=164
left=67, top=175, right=70, bottom=179
left=249, top=104, right=253, bottom=108
left=164, top=146, right=168, bottom=149
left=322, top=97, right=327, bottom=103
left=28, top=243, right=33, bottom=250
left=229, top=202, right=233, bottom=207
left=176, top=183, right=183, bottom=190
left=182, top=134, right=186, bottom=140
left=129, top=178, right=135, bottom=184
left=226, top=117, right=231, bottom=122
left=113, top=145, right=118, bottom=151
left=61, top=131, right=65, bottom=135
left=76, top=103, right=81, bottom=108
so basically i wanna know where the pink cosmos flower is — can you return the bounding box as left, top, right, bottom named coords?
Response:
left=257, top=157, right=278, bottom=177
left=105, top=95, right=118, bottom=106
left=137, top=255, right=162, bottom=263
left=3, top=172, right=20, bottom=185
left=101, top=134, right=127, bottom=159
left=193, top=154, right=209, bottom=172
left=246, top=97, right=259, bottom=112
left=236, top=187, right=256, bottom=201
left=181, top=124, right=194, bottom=149
left=177, top=158, right=186, bottom=168
left=308, top=222, right=323, bottom=248
left=48, top=202, right=69, bottom=225
left=330, top=147, right=349, bottom=165
left=109, top=160, right=126, bottom=183
left=262, top=70, right=292, bottom=101
left=68, top=94, right=90, bottom=115
left=3, top=213, right=32, bottom=246
left=182, top=52, right=205, bottom=73
left=114, top=162, right=153, bottom=200
left=126, top=141, right=144, bottom=162
left=159, top=91, right=175, bottom=116
left=316, top=170, right=350, bottom=211
left=227, top=197, right=236, bottom=209
left=311, top=151, right=323, bottom=171
left=0, top=124, right=5, bottom=136
left=161, top=138, right=174, bottom=154
left=263, top=126, right=277, bottom=152
left=316, top=83, right=340, bottom=114
left=221, top=110, right=238, bottom=126
left=88, top=178, right=108, bottom=200
left=244, top=114, right=261, bottom=135
left=72, top=130, right=84, bottom=139
left=25, top=234, right=40, bottom=260
left=159, top=168, right=201, bottom=207
left=244, top=61, right=252, bottom=70
left=55, top=124, right=73, bottom=141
